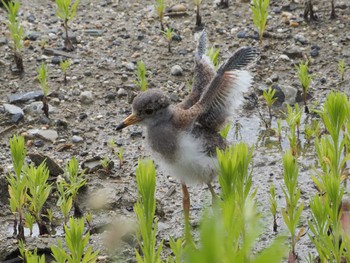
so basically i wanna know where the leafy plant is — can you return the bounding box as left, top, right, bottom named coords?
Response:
left=296, top=60, right=312, bottom=113
left=60, top=59, right=71, bottom=84
left=19, top=240, right=46, bottom=263
left=338, top=59, right=346, bottom=82
left=193, top=0, right=203, bottom=27
left=51, top=217, right=99, bottom=263
left=251, top=0, right=270, bottom=45
left=154, top=0, right=165, bottom=31
left=56, top=179, right=73, bottom=224
left=24, top=212, right=35, bottom=236
left=281, top=150, right=304, bottom=260
left=286, top=104, right=302, bottom=156
left=206, top=47, right=220, bottom=69
left=135, top=60, right=148, bottom=91
left=219, top=122, right=231, bottom=139
left=100, top=156, right=111, bottom=170
left=134, top=159, right=163, bottom=263
left=162, top=28, right=173, bottom=53
left=1, top=0, right=24, bottom=73
left=262, top=86, right=277, bottom=129
left=37, top=62, right=50, bottom=118
left=55, top=0, right=80, bottom=51
left=7, top=135, right=27, bottom=240
left=269, top=184, right=278, bottom=232
left=25, top=162, right=52, bottom=235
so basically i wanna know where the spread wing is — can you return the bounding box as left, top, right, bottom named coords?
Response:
left=195, top=46, right=257, bottom=131
left=179, top=30, right=216, bottom=109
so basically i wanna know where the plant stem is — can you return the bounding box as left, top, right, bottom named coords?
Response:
left=195, top=5, right=201, bottom=27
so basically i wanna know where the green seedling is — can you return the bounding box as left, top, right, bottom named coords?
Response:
left=56, top=179, right=73, bottom=224
left=193, top=0, right=203, bottom=27
left=286, top=104, right=302, bottom=156
left=24, top=212, right=35, bottom=236
left=269, top=184, right=278, bottom=232
left=108, top=138, right=116, bottom=149
left=263, top=86, right=277, bottom=129
left=85, top=212, right=92, bottom=230
left=135, top=60, right=148, bottom=91
left=59, top=59, right=71, bottom=84
left=206, top=47, right=220, bottom=69
left=65, top=157, right=86, bottom=218
left=134, top=159, right=163, bottom=263
left=304, top=119, right=321, bottom=143
left=55, top=0, right=80, bottom=51
left=37, top=62, right=49, bottom=118
left=338, top=59, right=346, bottom=82
left=281, top=150, right=304, bottom=260
left=296, top=60, right=312, bottom=113
left=45, top=208, right=54, bottom=227
left=51, top=217, right=99, bottom=263
left=219, top=122, right=231, bottom=139
left=100, top=156, right=111, bottom=170
left=25, top=162, right=52, bottom=235
left=7, top=135, right=27, bottom=240
left=19, top=240, right=46, bottom=263
left=251, top=0, right=270, bottom=45
left=154, top=0, right=165, bottom=31
left=2, top=0, right=24, bottom=73
left=166, top=237, right=184, bottom=263
left=162, top=28, right=173, bottom=53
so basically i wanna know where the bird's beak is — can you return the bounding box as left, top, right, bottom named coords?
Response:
left=116, top=114, right=142, bottom=131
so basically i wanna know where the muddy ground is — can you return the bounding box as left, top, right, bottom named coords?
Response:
left=0, top=0, right=350, bottom=262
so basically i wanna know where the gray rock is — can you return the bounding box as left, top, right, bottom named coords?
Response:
left=82, top=156, right=104, bottom=173
left=72, top=135, right=84, bottom=143
left=0, top=38, right=8, bottom=46
left=170, top=65, right=183, bottom=76
left=3, top=103, right=24, bottom=124
left=271, top=74, right=279, bottom=82
left=23, top=101, right=56, bottom=115
left=310, top=48, right=319, bottom=57
left=126, top=62, right=136, bottom=71
left=7, top=90, right=44, bottom=103
left=237, top=31, right=246, bottom=39
left=281, top=85, right=298, bottom=105
left=51, top=56, right=62, bottom=65
left=28, top=129, right=58, bottom=142
left=294, top=34, right=308, bottom=45
left=117, top=88, right=128, bottom=97
left=26, top=31, right=40, bottom=41
left=80, top=91, right=94, bottom=104
left=84, top=29, right=105, bottom=36
left=283, top=47, right=303, bottom=59
left=27, top=152, right=64, bottom=176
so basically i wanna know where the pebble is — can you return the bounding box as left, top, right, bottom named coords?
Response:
left=170, top=4, right=187, bottom=12
left=34, top=140, right=44, bottom=147
left=117, top=88, right=128, bottom=97
left=72, top=135, right=84, bottom=143
left=28, top=129, right=58, bottom=142
left=170, top=65, right=183, bottom=76
left=310, top=48, right=319, bottom=57
left=7, top=90, right=43, bottom=103
left=80, top=91, right=94, bottom=104
left=126, top=62, right=135, bottom=71
left=283, top=47, right=303, bottom=59
left=51, top=56, right=62, bottom=65
left=279, top=54, right=290, bottom=61
left=84, top=29, right=105, bottom=36
left=79, top=112, right=88, bottom=121
left=3, top=103, right=24, bottom=124
left=26, top=32, right=40, bottom=41
left=23, top=101, right=56, bottom=115
left=294, top=34, right=308, bottom=45
left=237, top=31, right=246, bottom=39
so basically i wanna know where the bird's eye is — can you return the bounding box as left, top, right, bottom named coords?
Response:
left=145, top=109, right=154, bottom=115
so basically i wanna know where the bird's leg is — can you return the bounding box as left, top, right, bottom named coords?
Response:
left=182, top=184, right=192, bottom=243
left=207, top=183, right=219, bottom=205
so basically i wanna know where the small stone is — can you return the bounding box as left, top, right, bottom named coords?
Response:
left=84, top=29, right=105, bottom=36
left=26, top=31, right=40, bottom=41
left=284, top=47, right=303, bottom=59
left=310, top=48, right=319, bottom=57
left=28, top=153, right=64, bottom=176
left=8, top=90, right=44, bottom=103
left=265, top=78, right=273, bottom=85
left=117, top=88, right=128, bottom=97
left=236, top=31, right=246, bottom=39
left=3, top=103, right=24, bottom=124
left=28, top=129, right=58, bottom=142
left=294, top=34, right=308, bottom=44
left=271, top=74, right=279, bottom=82
left=279, top=54, right=290, bottom=61
left=125, top=62, right=136, bottom=71
left=34, top=140, right=44, bottom=147
left=79, top=112, right=88, bottom=121
left=121, top=74, right=128, bottom=82
left=27, top=14, right=35, bottom=23
left=51, top=98, right=60, bottom=106
left=106, top=92, right=117, bottom=101
left=170, top=65, right=183, bottom=76
left=72, top=135, right=84, bottom=143
left=84, top=71, right=92, bottom=77
left=170, top=3, right=187, bottom=12
left=51, top=56, right=62, bottom=65
left=23, top=101, right=56, bottom=115
left=289, top=20, right=299, bottom=27
left=80, top=91, right=94, bottom=104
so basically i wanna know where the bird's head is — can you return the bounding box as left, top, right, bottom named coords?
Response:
left=116, top=89, right=171, bottom=130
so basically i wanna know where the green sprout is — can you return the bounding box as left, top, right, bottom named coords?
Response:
left=25, top=162, right=52, bottom=235
left=135, top=60, right=148, bottom=92
left=24, top=212, right=35, bottom=236
left=296, top=60, right=312, bottom=113
left=154, top=0, right=165, bottom=31
left=251, top=0, right=270, bottom=45
left=338, top=59, right=346, bottom=82
left=37, top=62, right=50, bottom=118
left=100, top=156, right=111, bottom=170
left=45, top=208, right=54, bottom=227
left=269, top=184, right=278, bottom=232
left=162, top=28, right=173, bottom=53
left=19, top=241, right=46, bottom=263
left=1, top=0, right=24, bottom=73
left=193, top=0, right=203, bottom=27
left=262, top=86, right=277, bottom=129
left=166, top=237, right=184, bottom=263
left=134, top=159, right=163, bottom=263
left=56, top=180, right=73, bottom=224
left=7, top=135, right=27, bottom=241
left=55, top=0, right=80, bottom=51
left=59, top=59, right=71, bottom=84
left=281, top=150, right=304, bottom=259
left=51, top=217, right=99, bottom=263
left=206, top=47, right=220, bottom=69
left=219, top=122, right=231, bottom=139
left=286, top=104, right=302, bottom=156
